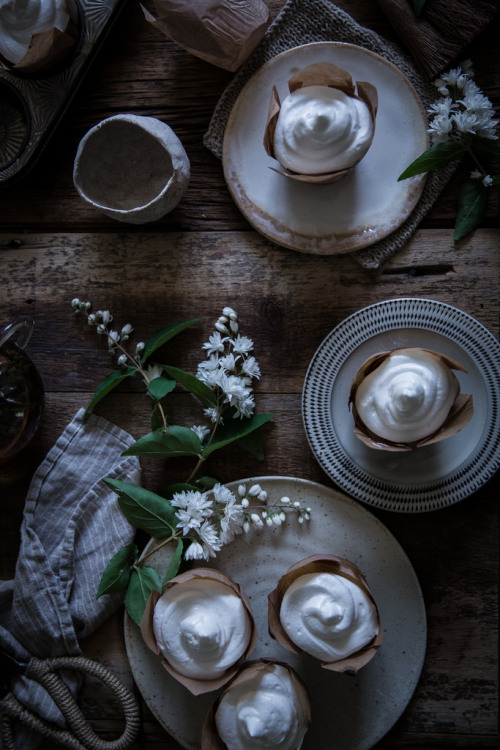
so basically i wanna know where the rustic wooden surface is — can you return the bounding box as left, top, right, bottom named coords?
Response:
left=1, top=1, right=499, bottom=748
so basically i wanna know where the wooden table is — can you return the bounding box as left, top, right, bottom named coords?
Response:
left=1, top=1, right=498, bottom=748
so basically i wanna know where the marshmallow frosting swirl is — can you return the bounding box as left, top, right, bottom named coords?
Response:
left=215, top=664, right=309, bottom=750
left=0, top=0, right=71, bottom=64
left=354, top=349, right=460, bottom=443
left=273, top=84, right=374, bottom=174
left=279, top=572, right=378, bottom=662
left=153, top=578, right=251, bottom=679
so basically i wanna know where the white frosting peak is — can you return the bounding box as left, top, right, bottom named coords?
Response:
left=153, top=578, right=251, bottom=679
left=0, top=0, right=71, bottom=63
left=280, top=572, right=378, bottom=662
left=355, top=349, right=460, bottom=443
left=215, top=664, right=309, bottom=750
left=273, top=85, right=374, bottom=174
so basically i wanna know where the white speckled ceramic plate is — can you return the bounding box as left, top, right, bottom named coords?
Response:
left=302, top=299, right=500, bottom=512
left=125, top=476, right=426, bottom=750
left=222, top=42, right=428, bottom=255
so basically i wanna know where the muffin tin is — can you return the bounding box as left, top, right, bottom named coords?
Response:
left=0, top=0, right=126, bottom=187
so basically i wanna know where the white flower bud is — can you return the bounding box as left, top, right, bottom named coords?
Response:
left=248, top=484, right=261, bottom=497
left=229, top=319, right=239, bottom=334
left=265, top=516, right=273, bottom=526
left=250, top=513, right=263, bottom=527
left=215, top=321, right=228, bottom=333
left=222, top=307, right=237, bottom=318
left=272, top=515, right=282, bottom=527
left=238, top=484, right=246, bottom=497
left=71, top=298, right=80, bottom=308
left=117, top=354, right=127, bottom=366
left=136, top=341, right=145, bottom=353
left=241, top=498, right=249, bottom=508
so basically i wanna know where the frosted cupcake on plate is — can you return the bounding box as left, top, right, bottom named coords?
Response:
left=268, top=555, right=382, bottom=673
left=141, top=568, right=257, bottom=695
left=349, top=347, right=474, bottom=451
left=264, top=61, right=378, bottom=183
left=0, top=0, right=80, bottom=75
left=202, top=659, right=311, bottom=750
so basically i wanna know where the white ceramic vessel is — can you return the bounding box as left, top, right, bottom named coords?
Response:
left=73, top=114, right=190, bottom=224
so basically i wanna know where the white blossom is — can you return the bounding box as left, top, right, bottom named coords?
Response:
left=231, top=335, right=254, bottom=355
left=202, top=331, right=226, bottom=356
left=145, top=364, right=163, bottom=382
left=190, top=424, right=210, bottom=441
left=184, top=541, right=205, bottom=560
left=212, top=483, right=236, bottom=505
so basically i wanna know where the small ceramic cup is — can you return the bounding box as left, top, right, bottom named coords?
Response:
left=73, top=114, right=190, bottom=224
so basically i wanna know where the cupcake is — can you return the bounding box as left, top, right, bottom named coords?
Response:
left=0, top=0, right=80, bottom=75
left=268, top=555, right=382, bottom=673
left=263, top=62, right=378, bottom=183
left=141, top=568, right=257, bottom=695
left=202, top=659, right=311, bottom=750
left=349, top=347, right=474, bottom=451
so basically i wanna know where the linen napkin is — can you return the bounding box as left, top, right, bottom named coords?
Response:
left=203, top=0, right=458, bottom=269
left=0, top=408, right=141, bottom=749
left=377, top=0, right=498, bottom=80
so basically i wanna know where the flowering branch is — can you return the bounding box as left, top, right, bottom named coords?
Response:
left=72, top=302, right=310, bottom=626
left=398, top=60, right=499, bottom=240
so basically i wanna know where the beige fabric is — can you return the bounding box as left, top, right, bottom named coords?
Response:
left=204, top=0, right=458, bottom=269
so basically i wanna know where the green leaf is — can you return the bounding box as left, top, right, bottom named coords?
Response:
left=160, top=365, right=218, bottom=408
left=125, top=566, right=162, bottom=626
left=236, top=429, right=266, bottom=461
left=203, top=412, right=274, bottom=457
left=163, top=538, right=184, bottom=584
left=471, top=137, right=500, bottom=164
left=193, top=475, right=220, bottom=491
left=454, top=178, right=490, bottom=241
left=413, top=0, right=427, bottom=15
left=96, top=543, right=138, bottom=598
left=103, top=478, right=177, bottom=537
left=123, top=426, right=202, bottom=458
left=398, top=141, right=465, bottom=181
left=147, top=376, right=176, bottom=401
left=84, top=368, right=135, bottom=416
left=141, top=319, right=202, bottom=363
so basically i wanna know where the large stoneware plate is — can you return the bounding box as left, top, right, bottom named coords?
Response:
left=125, top=476, right=426, bottom=750
left=222, top=42, right=428, bottom=255
left=302, top=299, right=500, bottom=512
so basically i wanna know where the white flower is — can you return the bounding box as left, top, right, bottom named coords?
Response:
left=428, top=113, right=453, bottom=141
left=145, top=364, right=163, bottom=382
left=107, top=330, right=120, bottom=346
left=100, top=310, right=113, bottom=325
left=233, top=392, right=255, bottom=419
left=212, top=483, right=236, bottom=505
left=218, top=353, right=237, bottom=372
left=172, top=490, right=213, bottom=533
left=202, top=331, right=226, bottom=356
left=203, top=406, right=220, bottom=423
left=184, top=541, right=205, bottom=560
left=197, top=521, right=222, bottom=558
left=190, top=424, right=210, bottom=441
left=117, top=354, right=127, bottom=367
left=241, top=356, right=261, bottom=379
left=482, top=174, right=494, bottom=187
left=231, top=335, right=254, bottom=355
left=248, top=484, right=262, bottom=497
left=222, top=307, right=237, bottom=319
left=453, top=110, right=480, bottom=135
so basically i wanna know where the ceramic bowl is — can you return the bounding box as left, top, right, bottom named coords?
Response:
left=73, top=114, right=190, bottom=224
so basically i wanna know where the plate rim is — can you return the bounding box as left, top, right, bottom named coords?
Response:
left=124, top=475, right=427, bottom=750
left=222, top=41, right=429, bottom=256
left=302, top=297, right=500, bottom=512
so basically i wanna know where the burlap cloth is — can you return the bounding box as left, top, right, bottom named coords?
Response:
left=203, top=0, right=458, bottom=269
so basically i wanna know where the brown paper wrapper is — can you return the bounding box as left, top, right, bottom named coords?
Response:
left=1, top=0, right=80, bottom=75
left=348, top=347, right=474, bottom=452
left=263, top=62, right=378, bottom=184
left=201, top=659, right=311, bottom=750
left=268, top=554, right=382, bottom=674
left=141, top=0, right=270, bottom=72
left=140, top=567, right=258, bottom=695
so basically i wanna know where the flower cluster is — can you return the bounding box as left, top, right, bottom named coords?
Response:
left=428, top=61, right=498, bottom=180
left=171, top=482, right=311, bottom=562
left=197, top=307, right=260, bottom=422
left=71, top=298, right=140, bottom=358
left=398, top=60, right=498, bottom=240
